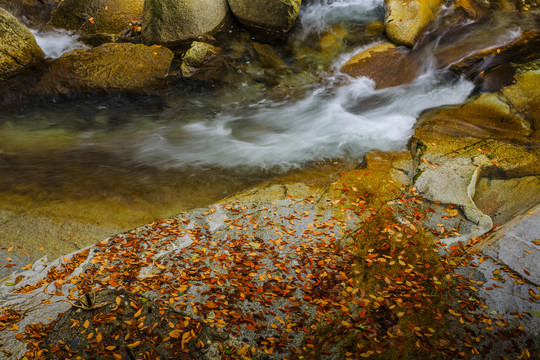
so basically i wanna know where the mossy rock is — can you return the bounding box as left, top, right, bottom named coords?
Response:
left=32, top=43, right=173, bottom=94
left=142, top=0, right=229, bottom=46
left=0, top=7, right=44, bottom=81
left=227, top=0, right=301, bottom=33
left=180, top=41, right=225, bottom=82
left=384, top=0, right=445, bottom=47
left=340, top=42, right=421, bottom=88
left=48, top=0, right=143, bottom=37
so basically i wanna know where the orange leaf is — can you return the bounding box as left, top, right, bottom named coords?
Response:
left=88, top=17, right=95, bottom=24
left=133, top=307, right=143, bottom=318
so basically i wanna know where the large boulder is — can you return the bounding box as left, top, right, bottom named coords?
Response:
left=384, top=0, right=445, bottom=47
left=0, top=8, right=44, bottom=81
left=227, top=0, right=301, bottom=33
left=48, top=0, right=144, bottom=36
left=32, top=43, right=173, bottom=94
left=340, top=42, right=421, bottom=88
left=142, top=0, right=230, bottom=46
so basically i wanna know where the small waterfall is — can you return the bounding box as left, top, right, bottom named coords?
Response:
left=31, top=29, right=87, bottom=58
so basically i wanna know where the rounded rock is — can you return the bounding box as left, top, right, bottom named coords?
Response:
left=0, top=8, right=45, bottom=81
left=142, top=0, right=230, bottom=46
left=227, top=0, right=301, bottom=33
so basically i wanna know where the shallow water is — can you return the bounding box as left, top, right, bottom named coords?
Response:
left=0, top=0, right=530, bottom=259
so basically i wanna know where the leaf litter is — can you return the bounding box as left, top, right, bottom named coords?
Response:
left=0, top=176, right=538, bottom=359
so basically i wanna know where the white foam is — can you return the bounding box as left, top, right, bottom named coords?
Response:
left=124, top=70, right=473, bottom=171
left=299, top=0, right=383, bottom=36
left=31, top=29, right=87, bottom=58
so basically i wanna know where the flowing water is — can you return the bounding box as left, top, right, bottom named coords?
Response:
left=1, top=0, right=532, bottom=260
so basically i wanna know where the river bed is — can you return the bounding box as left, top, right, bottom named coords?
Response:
left=1, top=0, right=533, bottom=262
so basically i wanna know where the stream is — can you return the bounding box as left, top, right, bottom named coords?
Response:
left=0, top=0, right=533, bottom=260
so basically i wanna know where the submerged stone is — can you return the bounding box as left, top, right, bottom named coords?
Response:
left=340, top=42, right=421, bottom=88
left=180, top=41, right=226, bottom=82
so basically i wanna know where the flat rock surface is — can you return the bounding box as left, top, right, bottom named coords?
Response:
left=476, top=205, right=540, bottom=285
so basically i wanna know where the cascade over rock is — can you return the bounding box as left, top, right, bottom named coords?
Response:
left=48, top=0, right=144, bottom=37
left=142, top=0, right=229, bottom=46
left=0, top=7, right=44, bottom=81
left=384, top=0, right=445, bottom=47
left=32, top=43, right=173, bottom=94
left=227, top=0, right=301, bottom=33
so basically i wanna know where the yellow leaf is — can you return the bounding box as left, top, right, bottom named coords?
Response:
left=133, top=307, right=143, bottom=318
left=448, top=209, right=459, bottom=217
left=105, top=346, right=116, bottom=351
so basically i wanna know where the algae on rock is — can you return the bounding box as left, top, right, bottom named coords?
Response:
left=48, top=0, right=144, bottom=36
left=0, top=8, right=44, bottom=81
left=32, top=43, right=174, bottom=94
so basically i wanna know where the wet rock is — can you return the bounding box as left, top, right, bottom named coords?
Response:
left=340, top=42, right=421, bottom=88
left=0, top=0, right=59, bottom=26
left=409, top=66, right=540, bottom=245
left=0, top=8, right=45, bottom=81
left=180, top=41, right=226, bottom=82
left=227, top=0, right=301, bottom=33
left=384, top=0, right=445, bottom=47
left=142, top=0, right=229, bottom=46
left=474, top=176, right=540, bottom=226
left=293, top=24, right=348, bottom=69
left=32, top=43, right=173, bottom=94
left=251, top=42, right=286, bottom=69
left=448, top=31, right=540, bottom=92
left=48, top=0, right=143, bottom=38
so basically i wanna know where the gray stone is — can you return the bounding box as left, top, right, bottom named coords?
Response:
left=476, top=205, right=540, bottom=285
